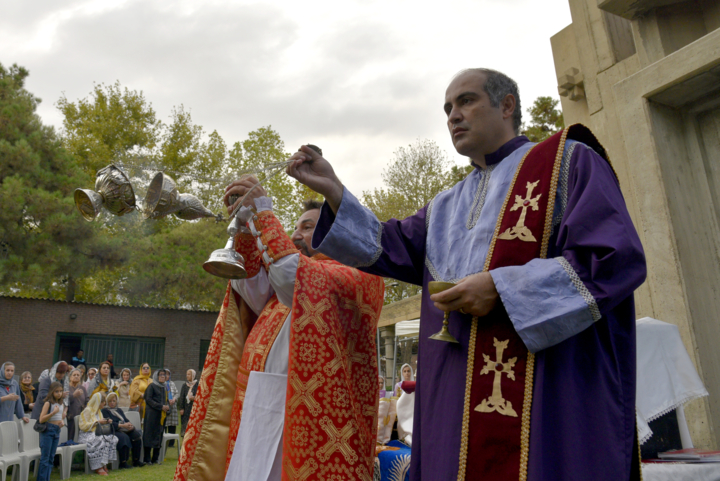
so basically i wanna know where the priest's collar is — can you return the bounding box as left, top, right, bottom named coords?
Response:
left=473, top=135, right=530, bottom=170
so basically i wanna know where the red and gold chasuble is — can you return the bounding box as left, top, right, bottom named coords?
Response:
left=175, top=210, right=385, bottom=481
left=458, top=125, right=612, bottom=480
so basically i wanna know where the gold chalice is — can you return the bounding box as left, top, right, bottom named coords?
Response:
left=428, top=281, right=459, bottom=343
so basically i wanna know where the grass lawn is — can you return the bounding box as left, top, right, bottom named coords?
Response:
left=43, top=440, right=181, bottom=481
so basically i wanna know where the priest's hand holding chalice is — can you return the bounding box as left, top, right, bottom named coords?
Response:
left=201, top=174, right=267, bottom=280
left=428, top=272, right=499, bottom=343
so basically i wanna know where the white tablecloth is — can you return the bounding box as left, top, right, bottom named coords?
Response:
left=642, top=463, right=720, bottom=481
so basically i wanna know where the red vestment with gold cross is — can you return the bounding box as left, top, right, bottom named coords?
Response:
left=174, top=209, right=385, bottom=481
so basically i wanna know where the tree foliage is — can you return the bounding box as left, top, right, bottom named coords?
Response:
left=521, top=96, right=564, bottom=143
left=0, top=64, right=127, bottom=301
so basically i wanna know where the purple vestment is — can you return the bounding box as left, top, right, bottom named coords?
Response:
left=312, top=136, right=646, bottom=480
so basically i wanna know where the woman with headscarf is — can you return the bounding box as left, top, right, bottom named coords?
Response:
left=83, top=367, right=97, bottom=391
left=164, top=369, right=179, bottom=446
left=143, top=369, right=169, bottom=465
left=129, top=363, right=152, bottom=418
left=116, top=368, right=133, bottom=409
left=19, top=371, right=36, bottom=414
left=102, top=392, right=144, bottom=469
left=66, top=368, right=88, bottom=442
left=1, top=362, right=30, bottom=422
left=394, top=363, right=415, bottom=397
left=177, top=369, right=198, bottom=436
left=88, top=362, right=117, bottom=397
left=79, top=392, right=118, bottom=475
left=32, top=361, right=69, bottom=420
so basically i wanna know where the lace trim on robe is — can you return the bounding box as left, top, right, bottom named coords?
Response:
left=555, top=256, right=602, bottom=322
left=466, top=164, right=497, bottom=230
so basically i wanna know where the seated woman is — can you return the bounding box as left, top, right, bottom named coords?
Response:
left=394, top=363, right=415, bottom=397
left=66, top=368, right=88, bottom=442
left=143, top=369, right=169, bottom=465
left=19, top=371, right=36, bottom=415
left=103, top=393, right=144, bottom=468
left=78, top=392, right=119, bottom=476
left=0, top=362, right=30, bottom=423
left=116, top=369, right=133, bottom=409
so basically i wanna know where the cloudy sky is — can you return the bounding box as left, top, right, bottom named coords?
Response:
left=1, top=0, right=572, bottom=195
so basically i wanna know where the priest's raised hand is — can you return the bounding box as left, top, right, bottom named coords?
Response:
left=286, top=145, right=344, bottom=214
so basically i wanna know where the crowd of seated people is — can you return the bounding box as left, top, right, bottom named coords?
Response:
left=1, top=354, right=202, bottom=476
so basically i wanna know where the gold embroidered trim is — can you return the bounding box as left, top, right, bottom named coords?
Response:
left=540, top=128, right=569, bottom=259
left=457, top=316, right=478, bottom=481
left=456, top=146, right=536, bottom=481
left=519, top=352, right=535, bottom=481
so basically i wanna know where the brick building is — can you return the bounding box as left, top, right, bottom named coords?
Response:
left=0, top=295, right=219, bottom=380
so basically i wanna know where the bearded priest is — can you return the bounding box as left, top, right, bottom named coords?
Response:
left=287, top=69, right=647, bottom=481
left=174, top=178, right=385, bottom=481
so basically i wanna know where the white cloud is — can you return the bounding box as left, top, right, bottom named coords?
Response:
left=0, top=0, right=571, bottom=194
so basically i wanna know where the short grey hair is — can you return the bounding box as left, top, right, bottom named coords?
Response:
left=456, top=68, right=522, bottom=135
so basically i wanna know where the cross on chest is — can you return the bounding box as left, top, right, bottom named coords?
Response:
left=475, top=337, right=518, bottom=417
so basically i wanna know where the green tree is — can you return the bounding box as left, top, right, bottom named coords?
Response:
left=0, top=63, right=126, bottom=301
left=363, top=139, right=454, bottom=222
left=362, top=139, right=458, bottom=304
left=57, top=82, right=160, bottom=179
left=521, top=96, right=564, bottom=143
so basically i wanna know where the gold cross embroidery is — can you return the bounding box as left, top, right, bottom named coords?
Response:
left=287, top=372, right=324, bottom=416
left=242, top=341, right=266, bottom=361
left=284, top=458, right=318, bottom=481
left=342, top=289, right=377, bottom=324
left=346, top=334, right=368, bottom=369
left=317, top=417, right=358, bottom=464
left=294, top=294, right=331, bottom=335
left=498, top=180, right=541, bottom=242
left=475, top=338, right=518, bottom=417
left=324, top=337, right=344, bottom=376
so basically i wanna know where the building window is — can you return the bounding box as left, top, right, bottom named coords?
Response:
left=57, top=333, right=165, bottom=370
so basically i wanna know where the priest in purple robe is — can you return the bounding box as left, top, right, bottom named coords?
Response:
left=286, top=68, right=646, bottom=481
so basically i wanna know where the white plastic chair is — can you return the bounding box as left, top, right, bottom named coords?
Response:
left=159, top=431, right=180, bottom=464
left=0, top=421, right=26, bottom=481
left=14, top=419, right=40, bottom=480
left=57, top=425, right=88, bottom=479
left=124, top=411, right=144, bottom=463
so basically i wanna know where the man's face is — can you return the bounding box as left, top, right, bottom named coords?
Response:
left=78, top=351, right=84, bottom=358
left=107, top=354, right=113, bottom=361
left=291, top=209, right=320, bottom=257
left=444, top=71, right=508, bottom=161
